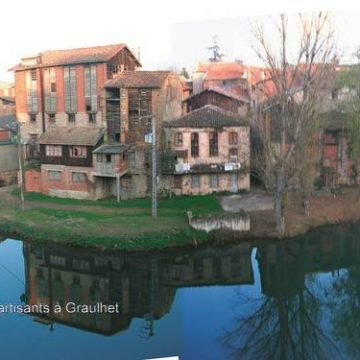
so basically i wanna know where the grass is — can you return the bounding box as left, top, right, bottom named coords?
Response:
left=12, top=189, right=222, bottom=216
left=2, top=190, right=222, bottom=250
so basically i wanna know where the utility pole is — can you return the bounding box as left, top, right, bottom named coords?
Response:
left=140, top=115, right=157, bottom=218
left=151, top=115, right=157, bottom=218
left=17, top=123, right=25, bottom=211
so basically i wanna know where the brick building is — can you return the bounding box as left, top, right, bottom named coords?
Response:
left=162, top=105, right=250, bottom=195
left=13, top=43, right=140, bottom=149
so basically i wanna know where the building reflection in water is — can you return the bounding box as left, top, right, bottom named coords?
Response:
left=22, top=241, right=254, bottom=336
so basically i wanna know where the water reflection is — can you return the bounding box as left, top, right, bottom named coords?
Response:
left=22, top=241, right=253, bottom=337
left=222, top=226, right=360, bottom=360
left=18, top=225, right=360, bottom=359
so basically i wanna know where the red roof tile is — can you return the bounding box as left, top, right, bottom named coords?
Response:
left=105, top=71, right=172, bottom=89
left=13, top=44, right=140, bottom=70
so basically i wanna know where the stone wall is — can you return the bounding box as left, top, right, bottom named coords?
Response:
left=187, top=210, right=250, bottom=232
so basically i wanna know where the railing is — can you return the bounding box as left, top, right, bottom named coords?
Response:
left=175, top=163, right=191, bottom=173
left=94, top=162, right=117, bottom=177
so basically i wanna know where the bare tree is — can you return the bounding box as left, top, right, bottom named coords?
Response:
left=251, top=13, right=338, bottom=234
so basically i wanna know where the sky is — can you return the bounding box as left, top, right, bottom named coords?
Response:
left=2, top=0, right=360, bottom=82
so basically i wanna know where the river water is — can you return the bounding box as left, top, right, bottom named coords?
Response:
left=0, top=225, right=360, bottom=360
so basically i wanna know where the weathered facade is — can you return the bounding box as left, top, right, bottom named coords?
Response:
left=0, top=82, right=15, bottom=115
left=104, top=71, right=183, bottom=198
left=25, top=127, right=108, bottom=199
left=162, top=105, right=250, bottom=195
left=0, top=115, right=17, bottom=185
left=13, top=44, right=140, bottom=148
left=182, top=87, right=249, bottom=116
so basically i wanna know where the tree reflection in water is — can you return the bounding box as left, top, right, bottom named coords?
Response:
left=326, top=267, right=360, bottom=359
left=221, top=238, right=343, bottom=360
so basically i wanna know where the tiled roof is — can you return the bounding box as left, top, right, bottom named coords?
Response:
left=0, top=96, right=15, bottom=104
left=196, top=62, right=270, bottom=85
left=183, top=87, right=250, bottom=103
left=163, top=105, right=248, bottom=128
left=105, top=71, right=171, bottom=89
left=13, top=44, right=140, bottom=70
left=93, top=144, right=127, bottom=154
left=38, top=127, right=104, bottom=146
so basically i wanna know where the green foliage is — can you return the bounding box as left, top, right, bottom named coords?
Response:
left=349, top=112, right=360, bottom=160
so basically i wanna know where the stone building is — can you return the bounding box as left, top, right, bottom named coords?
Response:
left=162, top=105, right=250, bottom=195
left=182, top=87, right=249, bottom=116
left=103, top=70, right=183, bottom=198
left=0, top=81, right=15, bottom=115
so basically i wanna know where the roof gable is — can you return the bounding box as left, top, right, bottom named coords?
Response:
left=13, top=44, right=141, bottom=70
left=105, top=71, right=172, bottom=89
left=38, top=127, right=104, bottom=146
left=163, top=105, right=248, bottom=129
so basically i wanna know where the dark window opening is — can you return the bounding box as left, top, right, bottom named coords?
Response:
left=106, top=154, right=112, bottom=163
left=68, top=113, right=76, bottom=123
left=31, top=70, right=37, bottom=81
left=209, top=132, right=218, bottom=157
left=191, top=133, right=199, bottom=157
left=30, top=114, right=36, bottom=122
left=48, top=114, right=55, bottom=123
left=88, top=113, right=96, bottom=123
left=174, top=132, right=183, bottom=146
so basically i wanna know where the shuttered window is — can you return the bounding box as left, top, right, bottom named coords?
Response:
left=209, top=132, right=219, bottom=157
left=64, top=66, right=77, bottom=113
left=44, top=68, right=57, bottom=113
left=191, top=133, right=199, bottom=157
left=26, top=70, right=38, bottom=113
left=84, top=65, right=97, bottom=112
left=46, top=145, right=62, bottom=157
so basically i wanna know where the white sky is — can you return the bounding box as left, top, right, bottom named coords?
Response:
left=2, top=0, right=360, bottom=82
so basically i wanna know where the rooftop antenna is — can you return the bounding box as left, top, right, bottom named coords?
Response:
left=208, top=35, right=224, bottom=62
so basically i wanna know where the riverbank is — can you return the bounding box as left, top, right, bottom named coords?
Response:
left=1, top=186, right=360, bottom=250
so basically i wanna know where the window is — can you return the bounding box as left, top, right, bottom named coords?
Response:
left=72, top=259, right=90, bottom=270
left=229, top=148, right=238, bottom=162
left=46, top=145, right=62, bottom=157
left=209, top=132, right=218, bottom=156
left=68, top=113, right=76, bottom=122
left=30, top=114, right=36, bottom=122
left=106, top=154, right=112, bottom=163
left=50, top=255, right=66, bottom=266
left=72, top=172, right=86, bottom=182
left=31, top=70, right=37, bottom=81
left=48, top=170, right=62, bottom=181
left=64, top=66, right=77, bottom=113
left=70, top=146, right=87, bottom=158
left=88, top=113, right=96, bottom=123
left=84, top=65, right=97, bottom=112
left=44, top=67, right=57, bottom=113
left=174, top=176, right=182, bottom=189
left=191, top=133, right=199, bottom=157
left=106, top=63, right=118, bottom=79
left=48, top=114, right=55, bottom=123
left=210, top=174, right=218, bottom=189
left=191, top=174, right=200, bottom=188
left=174, top=132, right=183, bottom=146
left=229, top=132, right=238, bottom=145
left=26, top=70, right=38, bottom=113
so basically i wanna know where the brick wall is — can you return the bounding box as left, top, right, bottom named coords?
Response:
left=25, top=169, right=42, bottom=192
